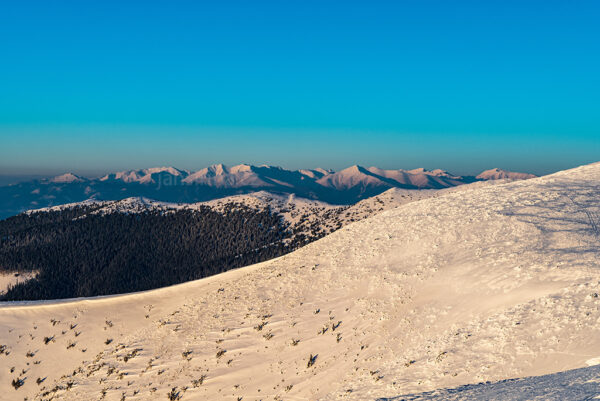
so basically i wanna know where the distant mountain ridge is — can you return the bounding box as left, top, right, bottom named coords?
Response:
left=475, top=167, right=537, bottom=180
left=0, top=164, right=535, bottom=219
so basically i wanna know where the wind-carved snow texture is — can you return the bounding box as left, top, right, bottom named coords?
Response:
left=0, top=162, right=597, bottom=400
left=379, top=364, right=600, bottom=400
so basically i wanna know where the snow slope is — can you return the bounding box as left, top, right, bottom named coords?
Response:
left=0, top=162, right=598, bottom=401
left=381, top=364, right=600, bottom=400
left=377, top=366, right=600, bottom=401
left=0, top=272, right=37, bottom=296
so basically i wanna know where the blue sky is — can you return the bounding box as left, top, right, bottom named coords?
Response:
left=0, top=0, right=598, bottom=177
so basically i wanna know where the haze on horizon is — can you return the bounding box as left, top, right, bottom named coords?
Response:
left=1, top=1, right=599, bottom=178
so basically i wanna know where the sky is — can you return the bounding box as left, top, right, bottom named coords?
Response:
left=0, top=0, right=599, bottom=178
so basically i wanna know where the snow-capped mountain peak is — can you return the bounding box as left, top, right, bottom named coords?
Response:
left=99, top=166, right=189, bottom=184
left=316, top=165, right=387, bottom=191
left=49, top=172, right=85, bottom=183
left=182, top=164, right=269, bottom=187
left=476, top=168, right=537, bottom=180
left=143, top=166, right=187, bottom=176
left=188, top=164, right=229, bottom=178
left=229, top=163, right=254, bottom=174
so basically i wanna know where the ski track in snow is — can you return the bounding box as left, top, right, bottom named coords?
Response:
left=0, top=163, right=598, bottom=400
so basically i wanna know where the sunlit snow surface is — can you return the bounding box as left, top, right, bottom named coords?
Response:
left=381, top=364, right=600, bottom=400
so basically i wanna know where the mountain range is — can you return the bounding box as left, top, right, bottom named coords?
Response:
left=0, top=164, right=535, bottom=219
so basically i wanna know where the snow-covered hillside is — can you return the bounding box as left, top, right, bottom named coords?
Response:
left=381, top=364, right=600, bottom=400
left=0, top=162, right=596, bottom=400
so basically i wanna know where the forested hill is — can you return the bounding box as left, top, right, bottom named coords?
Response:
left=0, top=203, right=311, bottom=301
left=0, top=189, right=439, bottom=301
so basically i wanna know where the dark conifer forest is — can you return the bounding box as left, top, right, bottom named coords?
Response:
left=0, top=204, right=316, bottom=301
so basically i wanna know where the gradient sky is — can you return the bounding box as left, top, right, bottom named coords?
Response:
left=1, top=0, right=599, bottom=177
